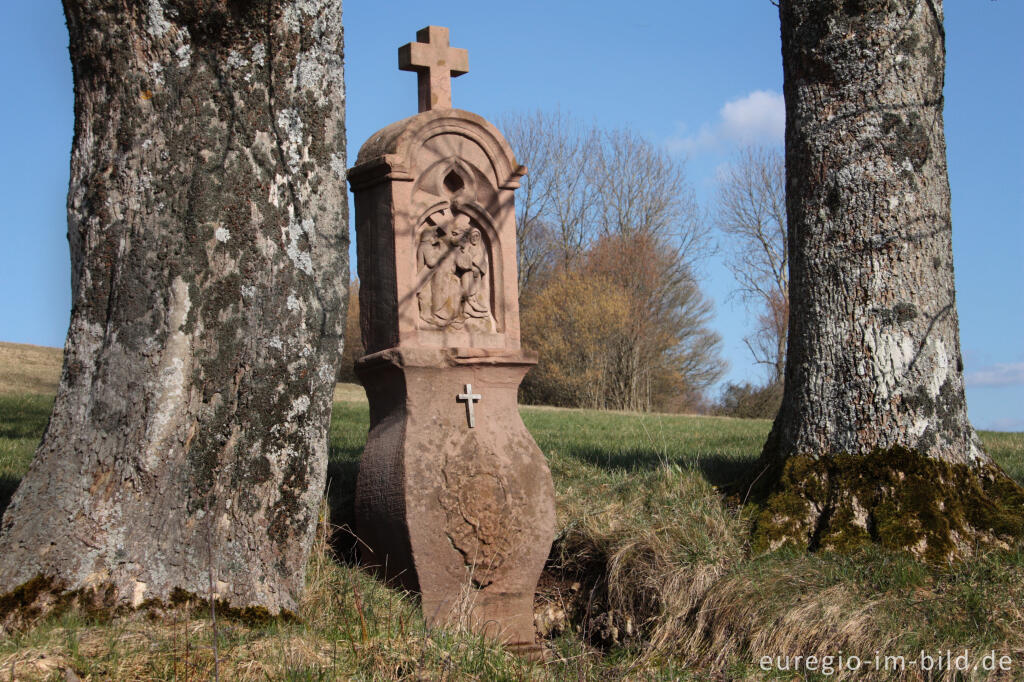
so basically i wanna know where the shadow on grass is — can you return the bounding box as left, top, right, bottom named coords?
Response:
left=697, top=454, right=767, bottom=494
left=326, top=446, right=362, bottom=563
left=0, top=474, right=22, bottom=519
left=0, top=395, right=53, bottom=441
left=561, top=445, right=762, bottom=491
left=560, top=445, right=674, bottom=471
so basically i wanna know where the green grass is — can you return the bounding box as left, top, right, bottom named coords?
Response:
left=981, top=430, right=1024, bottom=482
left=1, top=393, right=1023, bottom=679
left=0, top=394, right=53, bottom=518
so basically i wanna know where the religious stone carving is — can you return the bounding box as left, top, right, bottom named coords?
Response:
left=348, top=26, right=555, bottom=659
left=438, top=432, right=517, bottom=588
left=416, top=209, right=495, bottom=332
left=399, top=26, right=468, bottom=113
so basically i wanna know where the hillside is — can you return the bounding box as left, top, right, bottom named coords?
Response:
left=2, top=382, right=1023, bottom=677
left=0, top=341, right=367, bottom=404
left=0, top=342, right=62, bottom=396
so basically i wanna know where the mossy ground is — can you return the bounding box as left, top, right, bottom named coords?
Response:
left=750, top=447, right=1024, bottom=562
left=2, top=392, right=1024, bottom=679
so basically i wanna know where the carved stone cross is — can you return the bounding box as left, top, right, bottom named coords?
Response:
left=457, top=383, right=482, bottom=428
left=398, top=26, right=469, bottom=113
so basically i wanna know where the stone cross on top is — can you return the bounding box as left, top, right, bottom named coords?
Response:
left=398, top=26, right=469, bottom=113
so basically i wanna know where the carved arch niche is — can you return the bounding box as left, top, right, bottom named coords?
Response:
left=410, top=148, right=506, bottom=342
left=349, top=108, right=524, bottom=353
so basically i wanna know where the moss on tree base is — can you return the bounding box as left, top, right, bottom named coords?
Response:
left=751, top=447, right=1024, bottom=562
left=0, top=576, right=295, bottom=635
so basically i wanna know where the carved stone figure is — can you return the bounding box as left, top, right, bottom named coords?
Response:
left=416, top=211, right=495, bottom=333
left=416, top=220, right=456, bottom=326
left=461, top=228, right=491, bottom=321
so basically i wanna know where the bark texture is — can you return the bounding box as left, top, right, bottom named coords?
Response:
left=0, top=0, right=347, bottom=614
left=771, top=0, right=978, bottom=464
left=755, top=0, right=1024, bottom=557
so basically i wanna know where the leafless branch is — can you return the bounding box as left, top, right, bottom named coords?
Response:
left=715, top=145, right=789, bottom=382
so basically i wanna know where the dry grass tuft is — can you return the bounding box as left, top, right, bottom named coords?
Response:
left=549, top=464, right=748, bottom=659
left=674, top=546, right=1024, bottom=680
left=0, top=342, right=62, bottom=396
left=545, top=454, right=1024, bottom=680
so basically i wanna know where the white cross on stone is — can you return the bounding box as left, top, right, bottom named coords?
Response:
left=457, top=383, right=482, bottom=428
left=398, top=26, right=469, bottom=113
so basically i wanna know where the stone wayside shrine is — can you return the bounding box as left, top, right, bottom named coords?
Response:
left=347, top=27, right=556, bottom=657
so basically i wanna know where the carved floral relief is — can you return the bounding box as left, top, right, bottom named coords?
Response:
left=439, top=433, right=517, bottom=587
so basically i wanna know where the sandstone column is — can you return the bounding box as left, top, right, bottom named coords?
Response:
left=348, top=26, right=555, bottom=658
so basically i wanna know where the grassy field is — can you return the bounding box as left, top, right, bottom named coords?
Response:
left=1, top=344, right=1024, bottom=679
left=0, top=343, right=62, bottom=396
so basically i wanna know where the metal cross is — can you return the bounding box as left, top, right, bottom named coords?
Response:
left=457, top=383, right=482, bottom=428
left=398, top=26, right=469, bottom=113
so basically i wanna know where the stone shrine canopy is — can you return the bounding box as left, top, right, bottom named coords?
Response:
left=399, top=26, right=469, bottom=112
left=349, top=47, right=526, bottom=355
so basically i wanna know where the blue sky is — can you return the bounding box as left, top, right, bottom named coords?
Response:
left=1, top=2, right=1021, bottom=431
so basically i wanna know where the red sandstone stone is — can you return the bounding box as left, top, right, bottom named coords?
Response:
left=348, top=28, right=555, bottom=658
left=398, top=26, right=468, bottom=113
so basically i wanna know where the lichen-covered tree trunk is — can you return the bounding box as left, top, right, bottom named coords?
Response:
left=0, top=0, right=347, bottom=614
left=756, top=0, right=1024, bottom=559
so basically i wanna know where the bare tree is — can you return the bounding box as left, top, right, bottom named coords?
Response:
left=753, top=0, right=1024, bottom=559
left=337, top=279, right=363, bottom=384
left=0, top=0, right=348, bottom=614
left=594, top=128, right=709, bottom=265
left=520, top=245, right=724, bottom=414
left=499, top=111, right=598, bottom=295
left=586, top=232, right=724, bottom=412
left=512, top=117, right=723, bottom=412
left=519, top=269, right=633, bottom=409
left=715, top=146, right=788, bottom=382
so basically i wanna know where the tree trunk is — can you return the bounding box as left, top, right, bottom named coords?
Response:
left=756, top=0, right=1024, bottom=559
left=0, top=0, right=347, bottom=615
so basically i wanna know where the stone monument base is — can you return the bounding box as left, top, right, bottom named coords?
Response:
left=354, top=347, right=555, bottom=658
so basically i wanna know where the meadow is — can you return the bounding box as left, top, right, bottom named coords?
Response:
left=1, top=342, right=1023, bottom=680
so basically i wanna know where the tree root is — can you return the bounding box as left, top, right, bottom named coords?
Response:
left=750, top=447, right=1024, bottom=562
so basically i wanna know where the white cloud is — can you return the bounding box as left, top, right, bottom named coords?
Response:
left=720, top=91, right=786, bottom=142
left=667, top=90, right=785, bottom=155
left=966, top=362, right=1024, bottom=387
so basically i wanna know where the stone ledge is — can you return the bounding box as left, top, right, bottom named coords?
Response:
left=355, top=346, right=538, bottom=374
